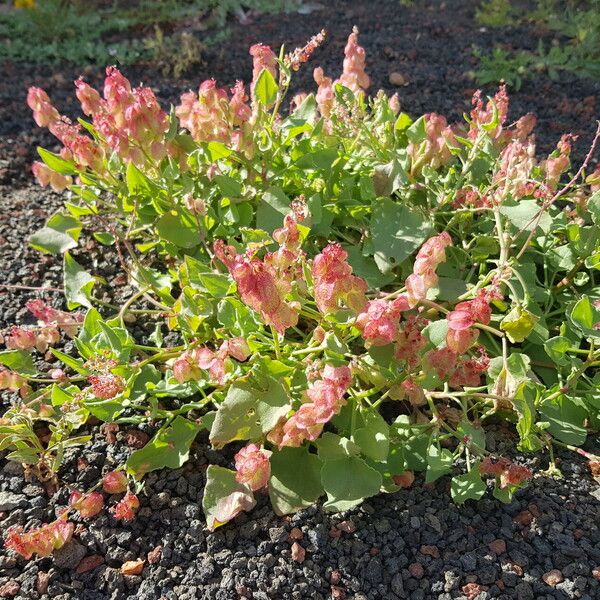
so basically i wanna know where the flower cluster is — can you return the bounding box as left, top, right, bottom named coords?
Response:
left=408, top=113, right=456, bottom=176
left=312, top=243, right=367, bottom=315
left=446, top=287, right=501, bottom=353
left=176, top=79, right=252, bottom=152
left=4, top=517, right=74, bottom=559
left=69, top=490, right=104, bottom=518
left=285, top=30, right=327, bottom=71
left=215, top=215, right=304, bottom=333
left=405, top=232, right=453, bottom=307
left=234, top=443, right=272, bottom=491
left=26, top=299, right=82, bottom=338
left=480, top=456, right=532, bottom=489
left=110, top=492, right=140, bottom=521
left=268, top=365, right=352, bottom=447
left=102, top=470, right=129, bottom=494
left=88, top=373, right=125, bottom=399
left=172, top=337, right=250, bottom=385
left=314, top=27, right=369, bottom=118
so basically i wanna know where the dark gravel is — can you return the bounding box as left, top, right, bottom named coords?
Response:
left=1, top=1, right=600, bottom=598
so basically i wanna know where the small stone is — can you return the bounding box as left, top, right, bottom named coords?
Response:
left=329, top=526, right=342, bottom=539
left=389, top=72, right=408, bottom=86
left=337, top=520, right=356, bottom=533
left=0, top=580, right=19, bottom=598
left=121, top=559, right=145, bottom=575
left=269, top=527, right=288, bottom=543
left=513, top=510, right=533, bottom=526
left=488, top=539, right=507, bottom=555
left=291, top=542, right=305, bottom=563
left=147, top=546, right=162, bottom=564
left=515, top=581, right=534, bottom=600
left=289, top=527, right=303, bottom=541
left=0, top=492, right=25, bottom=512
left=331, top=585, right=346, bottom=599
left=409, top=562, right=424, bottom=578
left=125, top=429, right=149, bottom=448
left=36, top=572, right=50, bottom=596
left=391, top=573, right=404, bottom=595
left=462, top=583, right=488, bottom=600
left=542, top=569, right=563, bottom=586
left=330, top=570, right=342, bottom=585
left=76, top=554, right=105, bottom=574
left=53, top=540, right=87, bottom=570
left=420, top=545, right=440, bottom=558
left=593, top=566, right=600, bottom=581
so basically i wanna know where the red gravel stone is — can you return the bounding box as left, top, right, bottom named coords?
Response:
left=408, top=562, right=424, bottom=578
left=488, top=539, right=507, bottom=555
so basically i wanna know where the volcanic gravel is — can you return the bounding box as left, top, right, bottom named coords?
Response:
left=1, top=0, right=600, bottom=598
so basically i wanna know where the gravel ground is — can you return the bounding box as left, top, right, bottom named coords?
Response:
left=1, top=0, right=600, bottom=598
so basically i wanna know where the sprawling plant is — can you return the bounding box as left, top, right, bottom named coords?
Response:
left=1, top=28, right=600, bottom=549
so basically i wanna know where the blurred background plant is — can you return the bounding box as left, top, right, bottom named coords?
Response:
left=1, top=0, right=306, bottom=66
left=473, top=0, right=600, bottom=88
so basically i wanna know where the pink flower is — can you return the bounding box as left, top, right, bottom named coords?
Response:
left=110, top=492, right=139, bottom=521
left=4, top=517, right=74, bottom=559
left=88, top=373, right=125, bottom=399
left=69, top=491, right=104, bottom=518
left=426, top=348, right=458, bottom=380
left=314, top=67, right=334, bottom=118
left=446, top=327, right=479, bottom=355
left=31, top=162, right=72, bottom=192
left=469, top=84, right=509, bottom=140
left=102, top=470, right=128, bottom=494
left=312, top=243, right=368, bottom=315
left=408, top=113, right=456, bottom=175
left=398, top=379, right=426, bottom=406
left=27, top=87, right=59, bottom=127
left=337, top=26, right=370, bottom=94
left=249, top=44, right=277, bottom=96
left=5, top=327, right=36, bottom=351
left=214, top=216, right=304, bottom=333
left=356, top=299, right=404, bottom=346
left=395, top=315, right=428, bottom=367
left=74, top=77, right=103, bottom=116
left=277, top=364, right=352, bottom=448
left=234, top=444, right=272, bottom=491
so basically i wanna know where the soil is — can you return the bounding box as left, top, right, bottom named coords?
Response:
left=0, top=1, right=599, bottom=599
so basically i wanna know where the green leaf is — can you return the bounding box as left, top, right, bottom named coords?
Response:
left=352, top=411, right=390, bottom=462
left=370, top=198, right=432, bottom=270
left=316, top=433, right=360, bottom=460
left=50, top=349, right=89, bottom=375
left=209, top=377, right=291, bottom=448
left=513, top=382, right=542, bottom=452
left=268, top=446, right=324, bottom=515
left=544, top=336, right=571, bottom=366
left=588, top=191, right=600, bottom=224
left=500, top=305, right=539, bottom=343
left=126, top=161, right=153, bottom=194
left=456, top=419, right=486, bottom=450
left=569, top=296, right=598, bottom=337
left=321, top=456, right=382, bottom=511
left=539, top=394, right=587, bottom=446
left=186, top=256, right=232, bottom=298
left=342, top=244, right=394, bottom=289
left=29, top=212, right=82, bottom=255
left=256, top=187, right=290, bottom=233
left=0, top=350, right=37, bottom=376
left=63, top=252, right=95, bottom=309
left=423, top=319, right=449, bottom=348
left=38, top=146, right=77, bottom=175
left=372, top=159, right=408, bottom=197
left=156, top=210, right=200, bottom=248
left=425, top=442, right=453, bottom=483
left=254, top=68, right=278, bottom=106
left=451, top=464, right=486, bottom=505
left=93, top=232, right=115, bottom=246
left=214, top=175, right=242, bottom=197
left=499, top=200, right=552, bottom=233
left=126, top=416, right=201, bottom=478
left=203, top=465, right=255, bottom=530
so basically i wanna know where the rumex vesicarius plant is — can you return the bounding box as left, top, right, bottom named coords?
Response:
left=2, top=27, right=600, bottom=555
